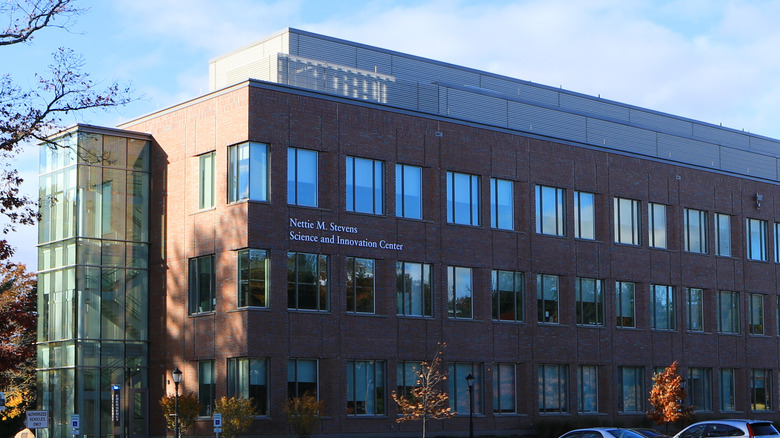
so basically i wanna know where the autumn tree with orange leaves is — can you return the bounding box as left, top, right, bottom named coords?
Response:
left=647, top=361, right=694, bottom=431
left=391, top=344, right=454, bottom=438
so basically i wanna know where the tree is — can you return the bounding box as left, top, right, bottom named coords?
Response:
left=214, top=396, right=256, bottom=438
left=0, top=0, right=133, bottom=260
left=282, top=393, right=324, bottom=438
left=647, top=361, right=694, bottom=431
left=159, top=392, right=201, bottom=433
left=391, top=344, right=454, bottom=438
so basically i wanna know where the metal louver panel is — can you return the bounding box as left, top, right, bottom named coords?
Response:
left=720, top=148, right=777, bottom=180
left=657, top=134, right=720, bottom=168
left=587, top=119, right=656, bottom=156
left=561, top=94, right=630, bottom=122
left=693, top=123, right=750, bottom=149
left=508, top=101, right=587, bottom=143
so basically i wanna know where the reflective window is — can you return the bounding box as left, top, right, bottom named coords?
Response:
left=228, top=142, right=268, bottom=203
left=578, top=365, right=598, bottom=413
left=649, top=203, right=667, bottom=249
left=686, top=287, right=703, bottom=332
left=718, top=290, right=740, bottom=334
left=396, top=261, right=432, bottom=317
left=720, top=368, right=735, bottom=411
left=493, top=363, right=516, bottom=413
left=750, top=293, right=764, bottom=335
left=650, top=284, right=675, bottom=330
left=198, top=152, right=215, bottom=210
left=492, top=270, right=523, bottom=322
left=288, top=358, right=318, bottom=398
left=237, top=249, right=268, bottom=308
left=448, top=266, right=473, bottom=319
left=715, top=213, right=731, bottom=256
left=287, top=252, right=329, bottom=311
left=396, top=164, right=422, bottom=219
left=346, top=257, right=375, bottom=313
left=684, top=208, right=708, bottom=253
left=750, top=369, right=772, bottom=411
left=449, top=362, right=482, bottom=414
left=536, top=185, right=565, bottom=236
left=227, top=357, right=268, bottom=415
left=616, top=281, right=635, bottom=328
left=199, top=360, right=216, bottom=416
left=537, top=274, right=559, bottom=324
left=347, top=360, right=385, bottom=415
left=189, top=255, right=215, bottom=314
left=618, top=366, right=644, bottom=412
left=490, top=178, right=513, bottom=230
left=614, top=197, right=640, bottom=245
left=688, top=367, right=712, bottom=411
left=447, top=171, right=480, bottom=226
left=538, top=364, right=568, bottom=413
left=288, top=148, right=318, bottom=207
left=746, top=218, right=767, bottom=261
left=396, top=361, right=422, bottom=401
left=346, top=156, right=383, bottom=214
left=574, top=191, right=595, bottom=240
left=576, top=277, right=604, bottom=326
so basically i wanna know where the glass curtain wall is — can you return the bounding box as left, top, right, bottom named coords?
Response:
left=38, top=129, right=150, bottom=438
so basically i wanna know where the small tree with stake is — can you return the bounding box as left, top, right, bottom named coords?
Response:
left=648, top=361, right=694, bottom=432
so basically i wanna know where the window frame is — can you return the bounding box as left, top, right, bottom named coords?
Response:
left=537, top=274, right=559, bottom=324
left=685, top=287, right=704, bottom=332
left=448, top=266, right=473, bottom=319
left=395, top=164, right=422, bottom=219
left=346, top=360, right=385, bottom=416
left=288, top=358, right=318, bottom=399
left=615, top=281, right=636, bottom=328
left=688, top=367, right=712, bottom=412
left=650, top=284, right=675, bottom=330
left=198, top=360, right=216, bottom=416
left=346, top=256, right=375, bottom=314
left=237, top=248, right=268, bottom=308
left=536, top=185, right=565, bottom=236
left=198, top=151, right=216, bottom=210
left=749, top=293, right=765, bottom=335
left=490, top=178, right=514, bottom=230
left=618, top=366, right=644, bottom=413
left=574, top=191, right=595, bottom=240
left=288, top=147, right=318, bottom=207
left=715, top=213, right=731, bottom=256
left=492, top=270, right=524, bottom=322
left=683, top=208, right=708, bottom=254
left=189, top=254, right=216, bottom=314
left=493, top=363, right=517, bottom=414
left=538, top=364, right=568, bottom=414
left=649, top=203, right=667, bottom=249
left=614, top=197, right=641, bottom=246
left=575, top=277, right=604, bottom=326
left=227, top=141, right=269, bottom=203
left=227, top=357, right=269, bottom=415
left=717, top=290, right=740, bottom=334
left=578, top=365, right=598, bottom=413
left=449, top=362, right=483, bottom=415
left=447, top=171, right=481, bottom=226
left=396, top=261, right=433, bottom=317
left=746, top=218, right=768, bottom=261
left=287, top=252, right=330, bottom=312
left=346, top=156, right=383, bottom=215
left=720, top=368, right=736, bottom=411
left=750, top=368, right=773, bottom=411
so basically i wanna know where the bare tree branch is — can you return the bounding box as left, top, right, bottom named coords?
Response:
left=0, top=0, right=82, bottom=46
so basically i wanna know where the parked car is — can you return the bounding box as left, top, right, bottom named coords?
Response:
left=560, top=428, right=649, bottom=438
left=630, top=428, right=671, bottom=438
left=673, top=420, right=780, bottom=438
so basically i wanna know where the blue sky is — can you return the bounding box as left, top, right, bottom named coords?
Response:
left=7, top=0, right=780, bottom=269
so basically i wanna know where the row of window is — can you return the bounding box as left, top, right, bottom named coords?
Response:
left=196, top=358, right=774, bottom=417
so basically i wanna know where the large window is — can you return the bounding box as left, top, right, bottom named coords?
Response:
left=490, top=178, right=513, bottom=230
left=574, top=191, right=595, bottom=240
left=618, top=366, right=644, bottom=413
left=576, top=277, right=604, bottom=326
left=189, top=254, right=215, bottom=314
left=684, top=208, right=708, bottom=253
left=227, top=357, right=268, bottom=415
left=287, top=252, right=329, bottom=311
left=396, top=361, right=422, bottom=401
left=396, top=261, right=432, bottom=317
left=750, top=293, right=764, bottom=335
left=686, top=287, right=703, bottom=332
left=347, top=360, right=385, bottom=415
left=720, top=369, right=736, bottom=411
left=198, top=151, right=215, bottom=210
left=536, top=185, right=565, bottom=236
left=578, top=365, right=598, bottom=413
left=448, top=266, right=473, bottom=319
left=688, top=367, right=712, bottom=412
left=750, top=369, right=772, bottom=411
left=776, top=223, right=780, bottom=262
left=649, top=203, right=667, bottom=248
left=538, top=364, right=568, bottom=413
left=288, top=147, right=318, bottom=207
left=447, top=171, right=480, bottom=226
left=718, top=290, right=740, bottom=334
left=288, top=359, right=317, bottom=398
left=493, top=363, right=516, bottom=414
left=650, top=284, right=675, bottom=330
left=492, top=270, right=524, bottom=322
left=237, top=249, right=268, bottom=308
left=346, top=156, right=383, bottom=214
left=614, top=197, right=640, bottom=245
left=346, top=257, right=375, bottom=313
left=228, top=142, right=268, bottom=203
left=616, top=281, right=635, bottom=328
left=199, top=360, right=216, bottom=416
left=396, top=164, right=422, bottom=219
left=746, top=218, right=767, bottom=261
left=449, top=363, right=482, bottom=414
left=537, top=274, right=559, bottom=324
left=715, top=213, right=731, bottom=256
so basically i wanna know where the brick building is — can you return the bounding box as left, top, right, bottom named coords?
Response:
left=37, top=28, right=780, bottom=437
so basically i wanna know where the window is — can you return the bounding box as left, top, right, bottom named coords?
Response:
left=618, top=366, right=644, bottom=413
left=347, top=360, right=385, bottom=415
left=288, top=147, right=318, bottom=207
left=614, top=197, right=640, bottom=245
left=578, top=365, right=598, bottom=413
left=574, top=191, right=595, bottom=239
left=538, top=364, right=568, bottom=413
left=199, top=360, right=216, bottom=416
left=750, top=293, right=764, bottom=335
left=346, top=257, right=375, bottom=313
left=686, top=287, right=703, bottom=332
left=447, top=171, right=480, bottom=226
left=189, top=254, right=215, bottom=314
left=346, top=156, right=383, bottom=214
left=490, top=178, right=513, bottom=230
left=776, top=223, right=780, bottom=262
left=237, top=249, right=268, bottom=308
left=288, top=359, right=317, bottom=398
left=649, top=203, right=667, bottom=248
left=720, top=368, right=735, bottom=411
left=688, top=367, right=712, bottom=411
left=746, top=218, right=767, bottom=261
left=576, top=277, right=604, bottom=326
left=396, top=361, right=422, bottom=401
left=228, top=142, right=268, bottom=203
left=449, top=362, right=482, bottom=414
left=198, top=152, right=215, bottom=209
left=492, top=270, right=524, bottom=322
left=537, top=274, right=559, bottom=324
left=395, top=164, right=422, bottom=219
left=718, top=291, right=740, bottom=334
left=684, top=208, right=708, bottom=253
left=536, top=185, right=565, bottom=236
left=493, top=363, right=516, bottom=413
left=777, top=296, right=780, bottom=336
left=650, top=284, right=675, bottom=330
left=227, top=357, right=268, bottom=415
left=715, top=213, right=731, bottom=256
left=396, top=261, right=432, bottom=317
left=750, top=369, right=772, bottom=411
left=616, top=281, right=636, bottom=328
left=287, top=252, right=329, bottom=311
left=448, top=266, right=473, bottom=319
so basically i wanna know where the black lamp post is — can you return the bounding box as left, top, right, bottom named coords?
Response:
left=172, top=367, right=182, bottom=438
left=466, top=373, right=475, bottom=438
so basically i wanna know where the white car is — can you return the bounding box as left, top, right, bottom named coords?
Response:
left=673, top=420, right=780, bottom=438
left=560, top=428, right=649, bottom=438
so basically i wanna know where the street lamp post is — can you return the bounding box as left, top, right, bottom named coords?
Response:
left=172, top=367, right=182, bottom=438
left=466, top=373, right=475, bottom=438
